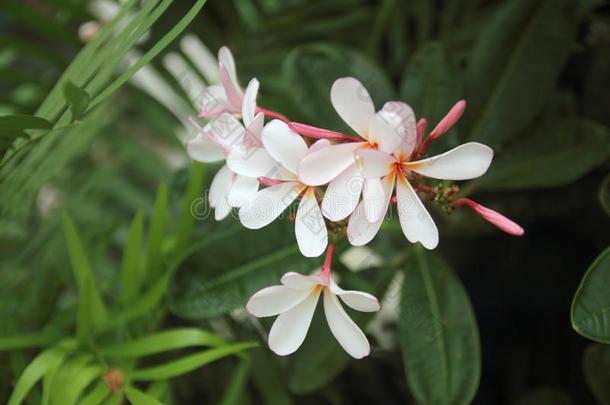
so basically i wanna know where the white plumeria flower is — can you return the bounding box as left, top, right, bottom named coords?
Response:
left=350, top=126, right=493, bottom=249
left=246, top=271, right=380, bottom=358
left=298, top=77, right=417, bottom=223
left=238, top=121, right=332, bottom=257
left=198, top=46, right=245, bottom=118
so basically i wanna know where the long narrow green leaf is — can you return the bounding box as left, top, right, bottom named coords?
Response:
left=125, top=387, right=163, bottom=405
left=121, top=211, right=144, bottom=305
left=131, top=342, right=257, bottom=381
left=220, top=360, right=252, bottom=405
left=174, top=162, right=205, bottom=254
left=62, top=213, right=108, bottom=343
left=0, top=334, right=56, bottom=351
left=399, top=248, right=481, bottom=405
left=47, top=354, right=104, bottom=405
left=146, top=183, right=168, bottom=281
left=90, top=0, right=210, bottom=110
left=7, top=344, right=73, bottom=405
left=0, top=115, right=52, bottom=134
left=100, top=328, right=225, bottom=358
left=79, top=381, right=111, bottom=405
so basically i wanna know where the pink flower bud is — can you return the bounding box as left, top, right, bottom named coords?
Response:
left=459, top=198, right=524, bottom=236
left=429, top=100, right=467, bottom=140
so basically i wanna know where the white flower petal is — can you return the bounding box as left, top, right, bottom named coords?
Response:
left=331, top=77, right=375, bottom=136
left=347, top=174, right=395, bottom=246
left=214, top=197, right=232, bottom=221
left=321, top=163, right=363, bottom=221
left=218, top=46, right=242, bottom=104
left=242, top=78, right=259, bottom=127
left=368, top=102, right=415, bottom=154
left=205, top=113, right=245, bottom=151
left=295, top=189, right=328, bottom=258
left=281, top=272, right=322, bottom=290
left=197, top=84, right=230, bottom=117
left=262, top=120, right=308, bottom=175
left=227, top=175, right=259, bottom=207
left=381, top=101, right=417, bottom=159
left=209, top=165, right=233, bottom=208
left=362, top=178, right=388, bottom=223
left=219, top=62, right=243, bottom=111
left=329, top=279, right=381, bottom=312
left=243, top=112, right=265, bottom=148
left=239, top=182, right=303, bottom=229
left=307, top=139, right=332, bottom=154
left=246, top=285, right=313, bottom=317
left=298, top=142, right=366, bottom=186
left=355, top=149, right=394, bottom=179
left=323, top=288, right=370, bottom=359
left=268, top=289, right=321, bottom=356
left=395, top=176, right=438, bottom=249
left=186, top=134, right=225, bottom=163
left=227, top=146, right=293, bottom=179
left=406, top=142, right=493, bottom=180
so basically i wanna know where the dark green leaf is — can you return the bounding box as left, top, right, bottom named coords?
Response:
left=583, top=344, right=610, bottom=405
left=283, top=43, right=394, bottom=131
left=120, top=211, right=144, bottom=305
left=146, top=183, right=168, bottom=281
left=125, top=387, right=163, bottom=405
left=220, top=360, right=251, bottom=405
left=63, top=82, right=90, bottom=121
left=599, top=174, right=610, bottom=217
left=399, top=248, right=480, bottom=405
left=464, top=0, right=582, bottom=148
left=0, top=115, right=52, bottom=135
left=174, top=162, right=205, bottom=254
left=571, top=247, right=610, bottom=343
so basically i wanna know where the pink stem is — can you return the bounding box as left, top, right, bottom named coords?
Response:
left=288, top=122, right=362, bottom=142
left=256, top=107, right=290, bottom=123
left=320, top=243, right=336, bottom=284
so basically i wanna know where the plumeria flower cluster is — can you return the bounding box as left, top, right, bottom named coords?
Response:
left=186, top=47, right=523, bottom=358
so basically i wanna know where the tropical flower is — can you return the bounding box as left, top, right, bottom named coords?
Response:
left=349, top=110, right=493, bottom=249
left=246, top=268, right=380, bottom=358
left=238, top=120, right=331, bottom=257
left=298, top=77, right=416, bottom=222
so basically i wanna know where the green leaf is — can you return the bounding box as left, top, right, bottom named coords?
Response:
left=283, top=43, right=394, bottom=131
left=100, top=328, right=225, bottom=358
left=174, top=162, right=205, bottom=254
left=46, top=354, right=104, bottom=405
left=571, top=247, right=610, bottom=343
left=0, top=333, right=56, bottom=351
left=168, top=221, right=323, bottom=320
left=471, top=118, right=610, bottom=192
left=464, top=0, right=582, bottom=148
left=249, top=349, right=294, bottom=405
left=220, top=360, right=251, bottom=405
left=130, top=342, right=257, bottom=381
left=583, top=344, right=610, bottom=405
left=125, top=387, right=163, bottom=405
left=7, top=342, right=75, bottom=405
left=0, top=115, right=52, bottom=135
left=120, top=211, right=144, bottom=305
left=79, top=381, right=111, bottom=405
left=63, top=82, right=90, bottom=121
left=599, top=174, right=610, bottom=217
left=62, top=212, right=108, bottom=343
left=399, top=40, right=461, bottom=153
left=146, top=183, right=168, bottom=281
left=398, top=248, right=481, bottom=405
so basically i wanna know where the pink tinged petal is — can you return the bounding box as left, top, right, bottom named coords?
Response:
left=205, top=113, right=246, bottom=151
left=262, top=120, right=308, bottom=175
left=239, top=182, right=303, bottom=229
left=217, top=46, right=242, bottom=98
left=363, top=178, right=389, bottom=223
left=227, top=175, right=259, bottom=208
left=298, top=142, right=366, bottom=186
left=295, top=189, right=328, bottom=258
left=321, top=163, right=363, bottom=221
left=219, top=63, right=243, bottom=111
left=415, top=118, right=427, bottom=147
left=323, top=288, right=370, bottom=359
left=242, top=78, right=259, bottom=127
left=197, top=85, right=230, bottom=117
left=406, top=142, right=493, bottom=180
left=395, top=176, right=438, bottom=249
left=227, top=146, right=294, bottom=180
left=462, top=199, right=525, bottom=236
left=330, top=77, right=375, bottom=136
left=347, top=174, right=395, bottom=246
left=368, top=102, right=416, bottom=154
left=355, top=149, right=394, bottom=179
left=329, top=279, right=381, bottom=312
left=281, top=272, right=323, bottom=290
left=268, top=288, right=321, bottom=356
left=246, top=285, right=313, bottom=317
left=186, top=134, right=225, bottom=163
left=307, top=139, right=332, bottom=154
left=429, top=99, right=466, bottom=139
left=243, top=112, right=264, bottom=149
